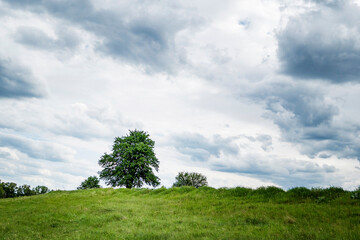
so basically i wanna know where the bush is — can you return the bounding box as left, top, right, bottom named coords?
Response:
left=0, top=180, right=5, bottom=198
left=351, top=186, right=360, bottom=200
left=172, top=172, right=208, bottom=188
left=77, top=176, right=101, bottom=190
left=287, top=187, right=313, bottom=199
left=34, top=185, right=50, bottom=194
left=252, top=186, right=285, bottom=198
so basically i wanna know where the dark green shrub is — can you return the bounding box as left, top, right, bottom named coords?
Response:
left=172, top=172, right=208, bottom=188
left=323, top=187, right=345, bottom=199
left=253, top=186, right=285, bottom=199
left=0, top=180, right=5, bottom=198
left=77, top=176, right=101, bottom=190
left=34, top=185, right=50, bottom=194
left=310, top=187, right=345, bottom=200
left=287, top=187, right=313, bottom=199
left=351, top=186, right=360, bottom=200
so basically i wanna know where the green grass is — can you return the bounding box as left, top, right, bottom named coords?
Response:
left=0, top=186, right=359, bottom=239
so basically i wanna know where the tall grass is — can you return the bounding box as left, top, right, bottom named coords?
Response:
left=0, top=186, right=359, bottom=239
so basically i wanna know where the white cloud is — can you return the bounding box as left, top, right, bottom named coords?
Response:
left=0, top=0, right=359, bottom=190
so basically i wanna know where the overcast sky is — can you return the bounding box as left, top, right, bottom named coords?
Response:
left=1, top=0, right=360, bottom=190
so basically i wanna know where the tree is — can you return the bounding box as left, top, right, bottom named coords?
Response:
left=99, top=130, right=160, bottom=188
left=0, top=180, right=5, bottom=198
left=173, top=172, right=208, bottom=188
left=2, top=182, right=17, bottom=198
left=17, top=184, right=35, bottom=196
left=77, top=176, right=100, bottom=190
left=34, top=185, right=50, bottom=194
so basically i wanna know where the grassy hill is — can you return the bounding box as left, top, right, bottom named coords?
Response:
left=0, top=186, right=359, bottom=239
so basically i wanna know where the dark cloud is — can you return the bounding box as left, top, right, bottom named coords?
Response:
left=0, top=58, right=45, bottom=98
left=0, top=132, right=75, bottom=162
left=172, top=133, right=239, bottom=162
left=250, top=81, right=360, bottom=160
left=13, top=26, right=80, bottom=51
left=3, top=0, right=195, bottom=73
left=277, top=0, right=360, bottom=83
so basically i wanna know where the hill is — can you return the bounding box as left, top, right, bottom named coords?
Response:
left=0, top=187, right=359, bottom=239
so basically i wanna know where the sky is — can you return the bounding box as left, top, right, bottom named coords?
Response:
left=0, top=0, right=360, bottom=190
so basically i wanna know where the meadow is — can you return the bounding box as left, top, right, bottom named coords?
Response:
left=0, top=186, right=359, bottom=239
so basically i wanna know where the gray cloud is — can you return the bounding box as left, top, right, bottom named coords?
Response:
left=0, top=102, right=140, bottom=141
left=172, top=131, right=338, bottom=189
left=0, top=58, right=45, bottom=98
left=3, top=0, right=196, bottom=73
left=0, top=132, right=75, bottom=162
left=13, top=26, right=80, bottom=51
left=172, top=133, right=239, bottom=162
left=213, top=159, right=337, bottom=189
left=305, top=0, right=346, bottom=8
left=277, top=0, right=360, bottom=83
left=249, top=81, right=360, bottom=160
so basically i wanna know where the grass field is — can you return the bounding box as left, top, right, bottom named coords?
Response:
left=0, top=186, right=359, bottom=239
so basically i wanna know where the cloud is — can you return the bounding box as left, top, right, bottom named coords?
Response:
left=249, top=81, right=360, bottom=160
left=213, top=157, right=337, bottom=189
left=0, top=132, right=75, bottom=162
left=3, top=0, right=198, bottom=73
left=171, top=131, right=339, bottom=189
left=277, top=0, right=360, bottom=83
left=13, top=26, right=80, bottom=52
left=0, top=102, right=140, bottom=140
left=172, top=133, right=239, bottom=162
left=0, top=58, right=45, bottom=98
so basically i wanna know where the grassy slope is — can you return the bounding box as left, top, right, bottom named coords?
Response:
left=0, top=187, right=359, bottom=240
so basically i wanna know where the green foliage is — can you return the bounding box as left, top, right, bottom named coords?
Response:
left=252, top=186, right=285, bottom=199
left=0, top=180, right=5, bottom=198
left=287, top=187, right=313, bottom=199
left=98, top=130, right=160, bottom=188
left=34, top=185, right=50, bottom=194
left=2, top=182, right=17, bottom=198
left=172, top=172, right=208, bottom=188
left=17, top=184, right=35, bottom=197
left=77, top=176, right=101, bottom=190
left=0, top=180, right=49, bottom=198
left=351, top=186, right=360, bottom=200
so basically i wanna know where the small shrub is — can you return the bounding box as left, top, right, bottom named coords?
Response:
left=351, top=186, right=360, bottom=200
left=34, top=185, right=50, bottom=194
left=287, top=187, right=312, bottom=199
left=0, top=181, right=5, bottom=198
left=252, top=186, right=285, bottom=199
left=172, top=172, right=208, bottom=188
left=77, top=176, right=101, bottom=190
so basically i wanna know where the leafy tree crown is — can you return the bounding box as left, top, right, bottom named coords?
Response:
left=98, top=130, right=160, bottom=188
